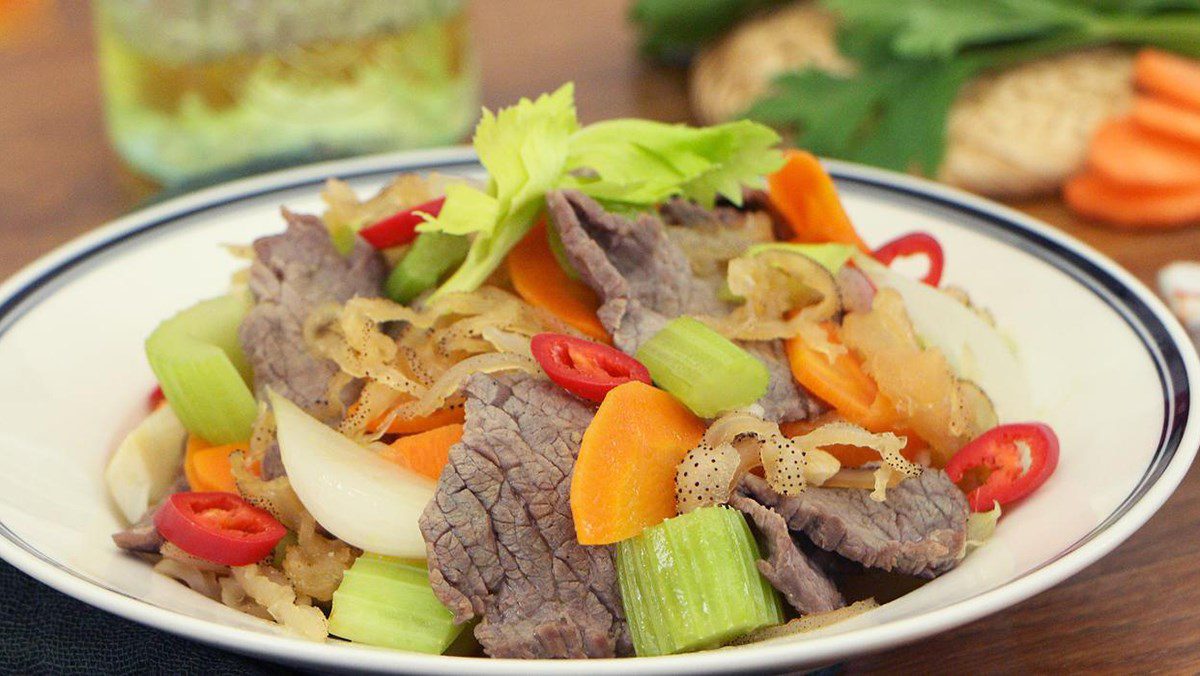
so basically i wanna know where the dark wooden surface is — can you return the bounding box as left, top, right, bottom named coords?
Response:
left=1, top=2, right=1197, bottom=672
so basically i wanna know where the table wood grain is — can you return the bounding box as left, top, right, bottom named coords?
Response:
left=1, top=2, right=1197, bottom=672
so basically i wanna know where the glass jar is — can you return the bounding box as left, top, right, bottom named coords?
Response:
left=94, top=0, right=479, bottom=187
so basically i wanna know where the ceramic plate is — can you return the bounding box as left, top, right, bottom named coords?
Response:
left=0, top=148, right=1195, bottom=674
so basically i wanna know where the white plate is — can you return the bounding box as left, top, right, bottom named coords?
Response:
left=0, top=148, right=1195, bottom=674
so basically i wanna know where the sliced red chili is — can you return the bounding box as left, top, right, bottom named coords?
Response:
left=945, top=423, right=1059, bottom=512
left=357, top=196, right=446, bottom=249
left=530, top=333, right=652, bottom=402
left=155, top=492, right=286, bottom=566
left=873, top=232, right=945, bottom=287
left=148, top=385, right=165, bottom=411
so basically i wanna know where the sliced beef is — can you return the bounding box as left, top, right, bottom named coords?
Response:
left=547, top=190, right=818, bottom=422
left=239, top=209, right=386, bottom=418
left=739, top=471, right=969, bottom=579
left=419, top=373, right=631, bottom=659
left=730, top=493, right=845, bottom=615
left=112, top=475, right=189, bottom=554
left=740, top=472, right=969, bottom=578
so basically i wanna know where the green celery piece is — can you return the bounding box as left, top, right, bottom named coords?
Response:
left=745, top=242, right=855, bottom=273
left=329, top=554, right=464, bottom=653
left=329, top=223, right=359, bottom=255
left=144, top=295, right=257, bottom=444
left=617, top=506, right=783, bottom=656
left=635, top=316, right=769, bottom=418
left=385, top=232, right=470, bottom=304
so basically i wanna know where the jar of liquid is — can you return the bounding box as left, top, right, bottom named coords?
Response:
left=94, top=0, right=479, bottom=187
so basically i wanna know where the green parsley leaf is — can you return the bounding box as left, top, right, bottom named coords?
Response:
left=630, top=0, right=788, bottom=60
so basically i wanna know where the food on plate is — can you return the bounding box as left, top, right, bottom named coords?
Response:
left=660, top=0, right=1199, bottom=199
left=107, top=84, right=1059, bottom=658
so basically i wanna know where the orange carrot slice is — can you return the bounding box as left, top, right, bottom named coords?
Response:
left=1088, top=116, right=1200, bottom=189
left=570, top=381, right=706, bottom=545
left=378, top=423, right=463, bottom=481
left=184, top=435, right=245, bottom=493
left=784, top=323, right=901, bottom=432
left=508, top=221, right=610, bottom=343
left=767, top=150, right=870, bottom=251
left=1135, top=49, right=1200, bottom=111
left=1133, top=96, right=1200, bottom=147
left=1064, top=170, right=1200, bottom=229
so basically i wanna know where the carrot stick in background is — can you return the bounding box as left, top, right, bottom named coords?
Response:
left=1133, top=96, right=1200, bottom=147
left=1087, top=117, right=1200, bottom=189
left=767, top=150, right=870, bottom=251
left=1064, top=171, right=1200, bottom=229
left=1135, top=49, right=1200, bottom=111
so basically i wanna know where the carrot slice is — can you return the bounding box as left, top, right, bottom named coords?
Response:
left=1088, top=116, right=1200, bottom=189
left=378, top=423, right=463, bottom=481
left=570, top=381, right=706, bottom=545
left=1133, top=96, right=1200, bottom=147
left=1135, top=49, right=1200, bottom=111
left=184, top=435, right=245, bottom=493
left=1064, top=170, right=1200, bottom=229
left=767, top=150, right=869, bottom=251
left=780, top=412, right=925, bottom=468
left=508, top=221, right=610, bottom=343
left=784, top=323, right=901, bottom=432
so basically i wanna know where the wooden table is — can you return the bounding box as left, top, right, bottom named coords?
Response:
left=2, top=2, right=1197, bottom=672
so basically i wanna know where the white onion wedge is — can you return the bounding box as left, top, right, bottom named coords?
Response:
left=105, top=404, right=188, bottom=523
left=854, top=254, right=1030, bottom=421
left=270, top=391, right=435, bottom=558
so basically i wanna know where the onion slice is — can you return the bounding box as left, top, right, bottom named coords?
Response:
left=271, top=390, right=435, bottom=558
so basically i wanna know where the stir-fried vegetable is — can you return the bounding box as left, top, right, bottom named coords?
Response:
left=155, top=492, right=287, bottom=567
left=417, top=83, right=785, bottom=298
left=508, top=222, right=609, bottom=341
left=743, top=242, right=855, bottom=273
left=328, top=554, right=464, bottom=654
left=617, top=506, right=783, bottom=656
left=385, top=232, right=470, bottom=304
left=377, top=423, right=463, bottom=481
left=359, top=197, right=446, bottom=250
left=105, top=403, right=188, bottom=523
left=767, top=150, right=869, bottom=251
left=571, top=382, right=705, bottom=545
left=145, top=294, right=258, bottom=445
left=531, top=333, right=651, bottom=402
left=946, top=423, right=1060, bottom=511
left=272, top=391, right=434, bottom=558
left=183, top=435, right=244, bottom=494
left=785, top=322, right=903, bottom=432
left=636, top=316, right=769, bottom=417
left=873, top=232, right=945, bottom=287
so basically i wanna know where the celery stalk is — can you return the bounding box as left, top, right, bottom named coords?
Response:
left=635, top=316, right=769, bottom=417
left=144, top=295, right=257, bottom=444
left=385, top=232, right=470, bottom=304
left=617, top=506, right=783, bottom=656
left=329, top=554, right=465, bottom=654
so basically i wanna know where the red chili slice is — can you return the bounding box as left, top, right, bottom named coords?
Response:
left=945, top=423, right=1060, bottom=512
left=530, top=333, right=652, bottom=402
left=357, top=196, right=446, bottom=249
left=148, top=385, right=165, bottom=411
left=154, top=492, right=287, bottom=566
left=873, top=232, right=945, bottom=287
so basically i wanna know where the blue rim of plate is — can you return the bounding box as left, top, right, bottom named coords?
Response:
left=0, top=151, right=1190, bottom=668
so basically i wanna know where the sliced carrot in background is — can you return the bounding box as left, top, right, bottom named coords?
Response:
left=1064, top=170, right=1200, bottom=229
left=378, top=423, right=463, bottom=480
left=1088, top=117, right=1200, bottom=189
left=767, top=150, right=870, bottom=251
left=508, top=221, right=610, bottom=343
left=1133, top=96, right=1200, bottom=147
left=1135, top=49, right=1200, bottom=111
left=184, top=435, right=245, bottom=493
left=570, top=381, right=705, bottom=545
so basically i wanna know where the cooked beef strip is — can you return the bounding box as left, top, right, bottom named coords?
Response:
left=112, top=475, right=189, bottom=554
left=239, top=209, right=386, bottom=478
left=739, top=472, right=969, bottom=579
left=419, top=372, right=631, bottom=659
left=547, top=190, right=818, bottom=422
left=730, top=493, right=845, bottom=615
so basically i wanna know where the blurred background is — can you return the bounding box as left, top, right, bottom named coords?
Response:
left=2, top=0, right=1200, bottom=671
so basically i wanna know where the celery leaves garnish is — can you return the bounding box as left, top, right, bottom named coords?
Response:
left=420, top=84, right=784, bottom=298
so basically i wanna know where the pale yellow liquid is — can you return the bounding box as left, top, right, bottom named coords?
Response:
left=95, top=4, right=478, bottom=186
